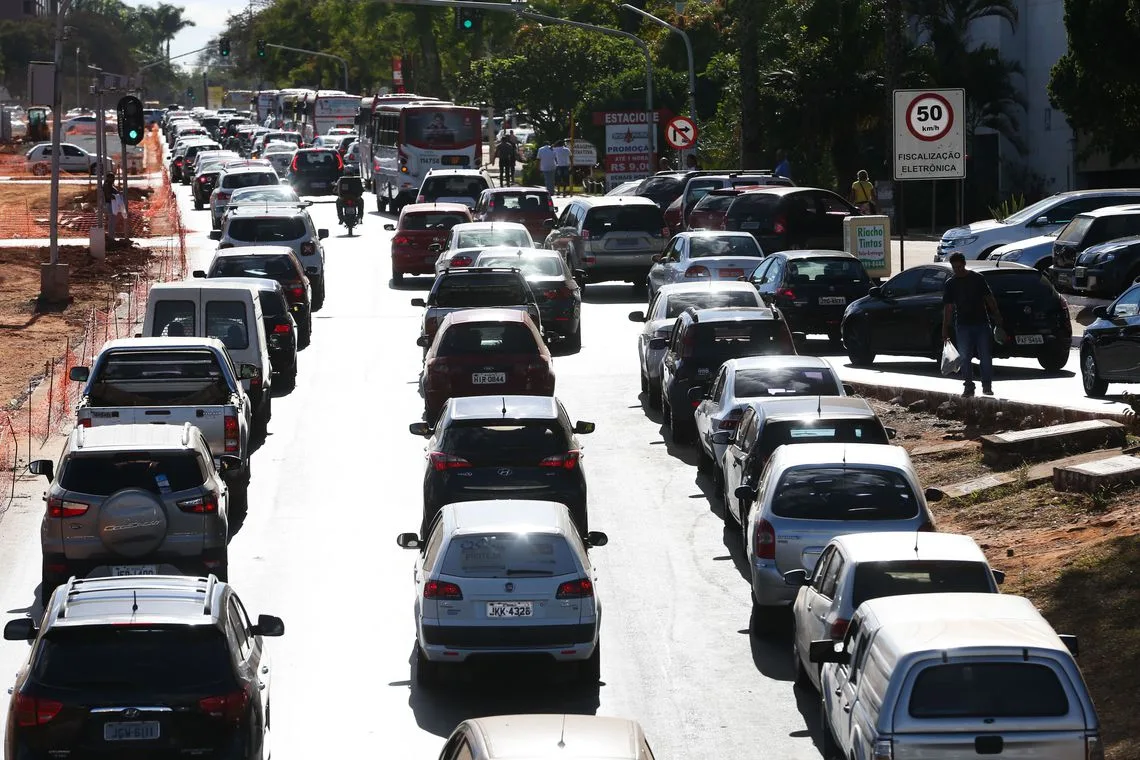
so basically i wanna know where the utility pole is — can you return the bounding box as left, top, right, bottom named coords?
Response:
left=620, top=3, right=694, bottom=124
left=43, top=0, right=74, bottom=301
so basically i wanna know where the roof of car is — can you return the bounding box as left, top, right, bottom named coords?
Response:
left=830, top=531, right=988, bottom=564
left=657, top=281, right=759, bottom=296
left=220, top=165, right=278, bottom=176
left=572, top=195, right=660, bottom=209
left=45, top=575, right=227, bottom=629
left=206, top=276, right=284, bottom=293
left=1071, top=203, right=1140, bottom=219
left=723, top=355, right=836, bottom=372
left=442, top=308, right=530, bottom=326
left=464, top=714, right=648, bottom=760
left=776, top=249, right=859, bottom=260
left=769, top=441, right=911, bottom=470
left=448, top=394, right=560, bottom=421
left=149, top=280, right=262, bottom=295
left=736, top=186, right=811, bottom=197
left=451, top=221, right=529, bottom=232
left=1042, top=189, right=1140, bottom=200
left=210, top=245, right=298, bottom=258
left=484, top=186, right=548, bottom=195
left=101, top=336, right=228, bottom=352
left=673, top=230, right=760, bottom=240
left=424, top=168, right=488, bottom=177
left=747, top=395, right=876, bottom=421
left=66, top=422, right=201, bottom=453
left=926, top=260, right=1035, bottom=273
left=401, top=202, right=471, bottom=216
left=687, top=306, right=778, bottom=323
left=445, top=500, right=574, bottom=537
left=227, top=205, right=307, bottom=218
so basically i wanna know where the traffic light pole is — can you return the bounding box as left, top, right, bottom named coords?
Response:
left=264, top=43, right=349, bottom=92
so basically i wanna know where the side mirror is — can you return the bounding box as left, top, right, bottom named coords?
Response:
left=416, top=335, right=431, bottom=348
left=218, top=454, right=242, bottom=473
left=868, top=286, right=882, bottom=298
left=687, top=386, right=707, bottom=403
left=711, top=430, right=732, bottom=445
left=1092, top=305, right=1108, bottom=319
left=305, top=266, right=319, bottom=276
left=239, top=364, right=260, bottom=380
left=409, top=421, right=432, bottom=436
left=411, top=298, right=427, bottom=308
left=991, top=569, right=1006, bottom=586
left=428, top=243, right=442, bottom=253
left=924, top=487, right=944, bottom=502
left=842, top=383, right=855, bottom=396
left=68, top=366, right=89, bottom=383
left=758, top=276, right=769, bottom=285
left=28, top=459, right=53, bottom=482
left=209, top=230, right=221, bottom=240
left=544, top=332, right=561, bottom=345
left=318, top=229, right=329, bottom=240
left=791, top=331, right=807, bottom=343
left=809, top=639, right=850, bottom=665
left=651, top=254, right=663, bottom=263
left=396, top=532, right=422, bottom=549
left=783, top=569, right=810, bottom=586
left=1033, top=215, right=1050, bottom=227
left=573, top=420, right=595, bottom=435
left=648, top=337, right=667, bottom=351
left=543, top=218, right=556, bottom=229
left=1058, top=633, right=1079, bottom=657
left=383, top=223, right=396, bottom=231
left=886, top=426, right=898, bottom=440
left=251, top=614, right=285, bottom=637
left=3, top=619, right=37, bottom=641
left=573, top=269, right=587, bottom=281
left=735, top=485, right=757, bottom=502
left=192, top=269, right=207, bottom=278
left=628, top=311, right=646, bottom=323
left=585, top=531, right=608, bottom=548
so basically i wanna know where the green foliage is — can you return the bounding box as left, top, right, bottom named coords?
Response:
left=987, top=193, right=1025, bottom=222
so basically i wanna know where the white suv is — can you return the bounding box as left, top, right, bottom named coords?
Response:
left=416, top=168, right=494, bottom=210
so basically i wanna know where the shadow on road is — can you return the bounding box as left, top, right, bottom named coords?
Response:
left=748, top=607, right=794, bottom=682
left=793, top=681, right=829, bottom=754
left=390, top=277, right=434, bottom=292
left=582, top=284, right=644, bottom=306
left=827, top=357, right=1076, bottom=382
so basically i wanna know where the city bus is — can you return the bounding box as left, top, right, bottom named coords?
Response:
left=253, top=90, right=279, bottom=126
left=223, top=90, right=254, bottom=110
left=273, top=89, right=312, bottom=131
left=358, top=98, right=480, bottom=213
left=296, top=90, right=360, bottom=143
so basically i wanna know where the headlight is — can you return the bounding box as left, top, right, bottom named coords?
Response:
left=1099, top=252, right=1116, bottom=263
left=996, top=250, right=1019, bottom=262
left=944, top=234, right=978, bottom=247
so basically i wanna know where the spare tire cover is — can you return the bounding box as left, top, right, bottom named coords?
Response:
left=97, top=488, right=169, bottom=558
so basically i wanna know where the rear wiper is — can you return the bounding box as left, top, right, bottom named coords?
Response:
left=504, top=568, right=554, bottom=576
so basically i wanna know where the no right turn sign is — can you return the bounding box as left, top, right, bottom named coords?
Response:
left=893, top=88, right=965, bottom=181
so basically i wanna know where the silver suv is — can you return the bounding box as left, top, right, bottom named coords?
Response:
left=544, top=196, right=668, bottom=291
left=29, top=423, right=238, bottom=606
left=211, top=205, right=328, bottom=310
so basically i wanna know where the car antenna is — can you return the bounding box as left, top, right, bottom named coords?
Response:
left=502, top=397, right=507, bottom=417
left=558, top=714, right=567, bottom=749
left=817, top=394, right=822, bottom=417
left=132, top=589, right=138, bottom=613
left=914, top=530, right=920, bottom=557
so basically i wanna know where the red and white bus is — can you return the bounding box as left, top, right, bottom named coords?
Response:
left=297, top=90, right=360, bottom=143
left=357, top=97, right=481, bottom=213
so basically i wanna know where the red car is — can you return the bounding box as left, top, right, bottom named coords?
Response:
left=473, top=187, right=557, bottom=241
left=385, top=203, right=472, bottom=280
left=419, top=309, right=555, bottom=422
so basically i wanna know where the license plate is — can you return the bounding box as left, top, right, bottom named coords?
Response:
left=472, top=372, right=506, bottom=384
left=1015, top=334, right=1045, bottom=345
left=104, top=721, right=161, bottom=741
left=719, top=268, right=744, bottom=279
left=311, top=181, right=327, bottom=188
left=111, top=565, right=157, bottom=576
left=818, top=296, right=847, bottom=305
left=612, top=239, right=638, bottom=247
left=1056, top=272, right=1071, bottom=286
left=487, top=601, right=533, bottom=618
left=740, top=221, right=760, bottom=230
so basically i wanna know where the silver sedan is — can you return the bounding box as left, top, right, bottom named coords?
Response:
left=646, top=231, right=765, bottom=300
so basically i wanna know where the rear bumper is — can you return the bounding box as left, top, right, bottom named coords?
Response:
left=392, top=249, right=437, bottom=275
left=46, top=549, right=228, bottom=581
left=580, top=264, right=653, bottom=284
left=537, top=302, right=579, bottom=335
left=419, top=622, right=598, bottom=662
left=750, top=561, right=797, bottom=607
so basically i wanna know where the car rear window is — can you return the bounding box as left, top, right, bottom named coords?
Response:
left=690, top=236, right=763, bottom=258
left=455, top=229, right=532, bottom=248
left=89, top=350, right=230, bottom=407
left=258, top=290, right=287, bottom=318
left=205, top=300, right=248, bottom=350
left=584, top=205, right=665, bottom=236
left=437, top=323, right=538, bottom=356
left=210, top=255, right=297, bottom=280
left=222, top=172, right=278, bottom=190
left=771, top=466, right=918, bottom=520
left=60, top=452, right=206, bottom=495
left=226, top=217, right=306, bottom=243
left=294, top=150, right=341, bottom=171
left=402, top=212, right=469, bottom=230
left=786, top=257, right=869, bottom=283
left=985, top=270, right=1057, bottom=300
left=692, top=193, right=739, bottom=213
left=422, top=176, right=488, bottom=200
left=851, top=560, right=994, bottom=608
left=153, top=300, right=195, bottom=337
left=440, top=532, right=579, bottom=579
left=476, top=255, right=566, bottom=277
left=728, top=194, right=781, bottom=227
left=692, top=320, right=794, bottom=358
left=664, top=290, right=761, bottom=317
left=33, top=626, right=234, bottom=692
left=1055, top=216, right=1094, bottom=245
left=734, top=367, right=838, bottom=397
left=758, top=419, right=889, bottom=463
left=909, top=663, right=1070, bottom=718
left=441, top=420, right=570, bottom=465
left=491, top=192, right=550, bottom=211
left=637, top=176, right=684, bottom=207
left=434, top=275, right=529, bottom=307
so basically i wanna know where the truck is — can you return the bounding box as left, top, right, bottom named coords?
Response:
left=69, top=337, right=256, bottom=505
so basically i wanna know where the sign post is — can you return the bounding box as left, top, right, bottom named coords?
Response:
left=893, top=88, right=965, bottom=270
left=595, top=110, right=666, bottom=191
left=664, top=115, right=697, bottom=151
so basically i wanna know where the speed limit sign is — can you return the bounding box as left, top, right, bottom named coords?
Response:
left=893, top=89, right=964, bottom=180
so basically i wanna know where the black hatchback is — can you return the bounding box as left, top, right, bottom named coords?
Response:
left=748, top=250, right=872, bottom=342
left=288, top=148, right=344, bottom=195
left=723, top=187, right=860, bottom=252
left=841, top=261, right=1071, bottom=371
left=1079, top=283, right=1140, bottom=396
left=410, top=395, right=594, bottom=537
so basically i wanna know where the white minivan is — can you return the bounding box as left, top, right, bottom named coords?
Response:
left=142, top=281, right=272, bottom=427
left=812, top=593, right=1100, bottom=760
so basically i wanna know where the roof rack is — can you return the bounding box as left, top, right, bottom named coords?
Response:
left=181, top=421, right=192, bottom=447
left=58, top=576, right=214, bottom=619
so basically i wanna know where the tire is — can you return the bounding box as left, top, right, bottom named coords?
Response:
left=697, top=442, right=714, bottom=473
left=1081, top=349, right=1108, bottom=397
left=792, top=625, right=811, bottom=688
left=827, top=330, right=842, bottom=346
left=194, top=199, right=203, bottom=210
left=749, top=592, right=778, bottom=635
left=668, top=403, right=694, bottom=445
left=40, top=568, right=62, bottom=608
left=31, top=162, right=49, bottom=176
left=377, top=194, right=387, bottom=214
left=415, top=646, right=442, bottom=689
left=578, top=644, right=601, bottom=687
left=281, top=363, right=298, bottom=389
left=640, top=371, right=649, bottom=394
left=844, top=320, right=875, bottom=366
left=721, top=480, right=739, bottom=526
left=1038, top=343, right=1070, bottom=372
left=647, top=381, right=662, bottom=410
left=564, top=325, right=582, bottom=352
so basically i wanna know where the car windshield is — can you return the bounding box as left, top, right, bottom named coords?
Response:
left=851, top=560, right=994, bottom=608
left=583, top=205, right=664, bottom=236
left=403, top=212, right=468, bottom=230
left=60, top=452, right=205, bottom=495
left=491, top=192, right=550, bottom=212
left=455, top=229, right=533, bottom=248
left=770, top=466, right=919, bottom=520
left=210, top=255, right=296, bottom=279
left=230, top=187, right=299, bottom=204
left=222, top=172, right=278, bottom=190
left=226, top=217, right=306, bottom=243
left=423, top=177, right=488, bottom=200
left=440, top=420, right=570, bottom=465
left=1002, top=196, right=1066, bottom=226
left=785, top=257, right=869, bottom=283
left=437, top=322, right=538, bottom=356
left=440, top=532, right=578, bottom=579
left=433, top=275, right=529, bottom=307
left=909, top=663, right=1069, bottom=718
left=33, top=626, right=234, bottom=693
left=689, top=236, right=763, bottom=258
left=476, top=255, right=565, bottom=277
left=733, top=367, right=838, bottom=397
left=663, top=290, right=761, bottom=318
left=692, top=321, right=794, bottom=359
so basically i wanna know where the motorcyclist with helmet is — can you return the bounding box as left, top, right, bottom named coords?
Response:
left=336, top=168, right=364, bottom=227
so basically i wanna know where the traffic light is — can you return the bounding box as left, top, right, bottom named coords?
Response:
left=257, top=39, right=266, bottom=58
left=117, top=95, right=144, bottom=146
left=455, top=7, right=479, bottom=32
left=185, top=86, right=194, bottom=100
left=219, top=37, right=230, bottom=57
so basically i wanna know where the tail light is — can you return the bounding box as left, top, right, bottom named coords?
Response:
left=429, top=452, right=471, bottom=471
left=753, top=518, right=776, bottom=560
left=13, top=693, right=63, bottom=727
left=272, top=323, right=292, bottom=334
left=680, top=328, right=696, bottom=359
left=918, top=519, right=936, bottom=532
left=177, top=493, right=219, bottom=513
left=224, top=413, right=239, bottom=453
left=198, top=687, right=250, bottom=723
left=717, top=408, right=744, bottom=430
left=872, top=737, right=893, bottom=760
left=47, top=497, right=88, bottom=518
left=197, top=175, right=209, bottom=183
left=77, top=418, right=92, bottom=428
left=830, top=617, right=850, bottom=639
left=174, top=157, right=183, bottom=166
left=581, top=229, right=591, bottom=240
left=416, top=195, right=426, bottom=202
left=290, top=154, right=299, bottom=172
left=542, top=286, right=571, bottom=300
left=773, top=215, right=787, bottom=234
left=525, top=358, right=551, bottom=387
left=1086, top=734, right=1105, bottom=760
left=287, top=282, right=305, bottom=301
left=424, top=579, right=463, bottom=599
left=300, top=242, right=316, bottom=257
left=393, top=235, right=410, bottom=246
left=540, top=450, right=581, bottom=470
left=660, top=226, right=670, bottom=238
left=777, top=288, right=796, bottom=299
left=335, top=152, right=344, bottom=170
left=548, top=200, right=556, bottom=216
left=449, top=255, right=473, bottom=268
left=556, top=578, right=594, bottom=598
left=684, top=265, right=710, bottom=278
left=215, top=191, right=231, bottom=201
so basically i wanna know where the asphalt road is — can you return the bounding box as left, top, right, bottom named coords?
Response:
left=0, top=185, right=1134, bottom=760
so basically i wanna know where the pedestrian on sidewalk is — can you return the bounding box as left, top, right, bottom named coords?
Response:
left=554, top=140, right=572, bottom=196
left=848, top=169, right=877, bottom=213
left=942, top=251, right=1004, bottom=397
left=685, top=153, right=700, bottom=170
left=102, top=170, right=119, bottom=234
left=494, top=132, right=518, bottom=186
left=536, top=140, right=557, bottom=195
left=659, top=156, right=672, bottom=171
left=774, top=149, right=792, bottom=180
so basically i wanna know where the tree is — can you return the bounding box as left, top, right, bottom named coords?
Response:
left=1049, top=0, right=1140, bottom=162
left=151, top=3, right=196, bottom=62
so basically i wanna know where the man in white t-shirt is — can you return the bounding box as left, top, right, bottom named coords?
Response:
left=536, top=142, right=556, bottom=194
left=553, top=140, right=572, bottom=196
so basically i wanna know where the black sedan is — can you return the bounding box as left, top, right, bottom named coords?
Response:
left=471, top=247, right=584, bottom=351
left=841, top=261, right=1071, bottom=371
left=748, top=250, right=872, bottom=343
left=1079, top=283, right=1140, bottom=396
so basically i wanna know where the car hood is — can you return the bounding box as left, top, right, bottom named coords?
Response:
left=942, top=219, right=1004, bottom=239
left=992, top=234, right=1056, bottom=258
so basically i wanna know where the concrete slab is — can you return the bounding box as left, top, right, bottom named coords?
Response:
left=910, top=439, right=978, bottom=457
left=1054, top=455, right=1140, bottom=493
left=981, top=419, right=1127, bottom=466
left=942, top=448, right=1124, bottom=500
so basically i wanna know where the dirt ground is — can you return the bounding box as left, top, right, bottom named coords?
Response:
left=0, top=244, right=156, bottom=411
left=872, top=397, right=1140, bottom=758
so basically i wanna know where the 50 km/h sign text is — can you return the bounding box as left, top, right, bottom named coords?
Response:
left=893, top=88, right=965, bottom=181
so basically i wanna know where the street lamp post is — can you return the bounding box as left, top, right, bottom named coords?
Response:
left=620, top=3, right=695, bottom=125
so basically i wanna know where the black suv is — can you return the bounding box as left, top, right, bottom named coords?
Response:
left=1070, top=235, right=1140, bottom=298
left=841, top=261, right=1071, bottom=371
left=409, top=394, right=594, bottom=536
left=199, top=246, right=314, bottom=348
left=287, top=148, right=344, bottom=195
left=723, top=187, right=859, bottom=252
left=1051, top=205, right=1140, bottom=293
left=748, top=250, right=872, bottom=343
left=3, top=575, right=283, bottom=760
left=652, top=306, right=796, bottom=444
left=412, top=267, right=543, bottom=348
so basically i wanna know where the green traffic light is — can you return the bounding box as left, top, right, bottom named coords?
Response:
left=463, top=18, right=473, bottom=28
left=128, top=129, right=139, bottom=139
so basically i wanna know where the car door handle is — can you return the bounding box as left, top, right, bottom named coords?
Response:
left=835, top=687, right=842, bottom=696
left=259, top=681, right=267, bottom=691
left=842, top=702, right=851, bottom=713
left=261, top=665, right=269, bottom=674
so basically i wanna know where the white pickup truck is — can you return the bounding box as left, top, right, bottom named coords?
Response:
left=69, top=337, right=256, bottom=504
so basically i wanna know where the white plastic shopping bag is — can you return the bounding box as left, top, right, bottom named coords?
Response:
left=940, top=340, right=961, bottom=376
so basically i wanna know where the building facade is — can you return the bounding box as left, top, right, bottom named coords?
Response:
left=0, top=0, right=46, bottom=19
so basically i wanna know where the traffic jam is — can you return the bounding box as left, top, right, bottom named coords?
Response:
left=0, top=93, right=1114, bottom=760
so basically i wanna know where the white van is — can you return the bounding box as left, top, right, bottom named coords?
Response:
left=812, top=593, right=1100, bottom=760
left=142, top=281, right=272, bottom=427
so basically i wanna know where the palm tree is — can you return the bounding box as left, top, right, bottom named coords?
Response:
left=152, top=3, right=196, bottom=62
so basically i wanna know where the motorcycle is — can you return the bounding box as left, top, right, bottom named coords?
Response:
left=342, top=196, right=359, bottom=236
